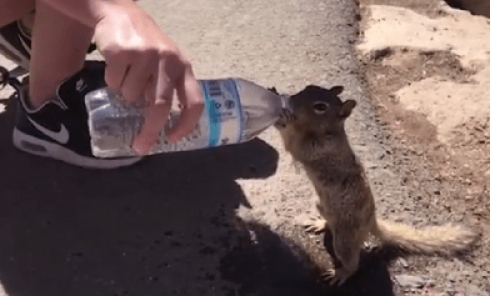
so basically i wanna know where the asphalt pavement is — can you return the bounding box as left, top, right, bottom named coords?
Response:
left=0, top=1, right=384, bottom=295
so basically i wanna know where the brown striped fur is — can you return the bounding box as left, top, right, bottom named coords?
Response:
left=274, top=85, right=478, bottom=285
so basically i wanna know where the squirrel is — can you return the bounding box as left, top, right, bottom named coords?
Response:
left=272, top=85, right=478, bottom=286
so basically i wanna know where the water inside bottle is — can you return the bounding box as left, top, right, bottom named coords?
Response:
left=85, top=78, right=288, bottom=157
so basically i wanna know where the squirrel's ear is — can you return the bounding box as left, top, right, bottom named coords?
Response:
left=268, top=87, right=279, bottom=95
left=339, top=100, right=356, bottom=118
left=330, top=86, right=344, bottom=96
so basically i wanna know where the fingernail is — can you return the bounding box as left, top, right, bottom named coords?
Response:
left=132, top=141, right=148, bottom=155
left=167, top=136, right=179, bottom=144
left=167, top=133, right=182, bottom=144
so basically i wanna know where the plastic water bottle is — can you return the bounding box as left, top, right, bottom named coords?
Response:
left=84, top=78, right=287, bottom=158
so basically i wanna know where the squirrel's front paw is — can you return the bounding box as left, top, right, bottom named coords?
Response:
left=322, top=268, right=350, bottom=286
left=274, top=108, right=295, bottom=129
left=304, top=217, right=327, bottom=234
left=274, top=109, right=289, bottom=128
left=281, top=108, right=295, bottom=122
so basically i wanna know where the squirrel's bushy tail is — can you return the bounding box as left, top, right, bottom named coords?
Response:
left=376, top=219, right=478, bottom=256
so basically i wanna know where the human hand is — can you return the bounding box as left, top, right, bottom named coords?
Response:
left=93, top=3, right=204, bottom=154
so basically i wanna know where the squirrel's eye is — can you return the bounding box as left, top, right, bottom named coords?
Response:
left=313, top=102, right=329, bottom=114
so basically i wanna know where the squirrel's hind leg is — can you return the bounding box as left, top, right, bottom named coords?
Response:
left=323, top=231, right=362, bottom=286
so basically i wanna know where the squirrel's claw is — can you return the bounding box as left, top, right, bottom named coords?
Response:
left=304, top=217, right=327, bottom=234
left=274, top=108, right=291, bottom=128
left=281, top=108, right=294, bottom=122
left=322, top=269, right=348, bottom=286
left=275, top=108, right=295, bottom=129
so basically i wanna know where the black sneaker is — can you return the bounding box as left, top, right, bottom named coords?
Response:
left=0, top=20, right=31, bottom=72
left=0, top=18, right=97, bottom=76
left=9, top=60, right=143, bottom=169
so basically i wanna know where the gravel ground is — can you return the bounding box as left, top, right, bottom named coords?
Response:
left=355, top=0, right=489, bottom=295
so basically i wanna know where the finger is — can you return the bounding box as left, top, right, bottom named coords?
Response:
left=104, top=53, right=131, bottom=91
left=120, top=51, right=158, bottom=105
left=131, top=69, right=174, bottom=154
left=166, top=67, right=204, bottom=142
left=132, top=102, right=171, bottom=155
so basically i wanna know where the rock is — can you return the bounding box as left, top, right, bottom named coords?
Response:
left=370, top=47, right=392, bottom=60
left=397, top=257, right=409, bottom=268
left=363, top=161, right=378, bottom=169
left=394, top=274, right=427, bottom=289
left=445, top=282, right=457, bottom=296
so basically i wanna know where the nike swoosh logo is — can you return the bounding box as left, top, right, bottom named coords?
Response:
left=26, top=116, right=69, bottom=144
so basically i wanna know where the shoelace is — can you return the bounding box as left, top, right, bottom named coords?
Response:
left=0, top=66, right=23, bottom=91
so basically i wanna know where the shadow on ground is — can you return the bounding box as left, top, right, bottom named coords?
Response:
left=444, top=0, right=490, bottom=18
left=222, top=219, right=398, bottom=296
left=0, top=91, right=398, bottom=295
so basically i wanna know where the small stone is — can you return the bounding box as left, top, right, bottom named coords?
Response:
left=447, top=272, right=457, bottom=282
left=363, top=161, right=378, bottom=169
left=425, top=279, right=435, bottom=287
left=397, top=257, right=409, bottom=268
left=370, top=47, right=392, bottom=60
left=394, top=274, right=427, bottom=289
left=445, top=281, right=456, bottom=294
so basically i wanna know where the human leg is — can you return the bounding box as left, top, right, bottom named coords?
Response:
left=28, top=0, right=94, bottom=108
left=9, top=0, right=142, bottom=168
left=0, top=0, right=34, bottom=28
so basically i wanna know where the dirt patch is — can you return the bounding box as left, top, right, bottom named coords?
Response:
left=360, top=47, right=476, bottom=148
left=356, top=0, right=490, bottom=294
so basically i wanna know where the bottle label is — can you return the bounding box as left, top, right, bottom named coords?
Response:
left=200, top=79, right=242, bottom=147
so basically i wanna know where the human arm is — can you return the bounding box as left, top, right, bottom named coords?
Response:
left=39, top=0, right=204, bottom=154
